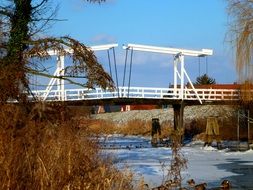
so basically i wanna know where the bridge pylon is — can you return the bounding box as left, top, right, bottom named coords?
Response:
left=123, top=43, right=213, bottom=104
left=41, top=44, right=118, bottom=101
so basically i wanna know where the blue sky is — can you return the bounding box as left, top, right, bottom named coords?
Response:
left=46, top=0, right=237, bottom=88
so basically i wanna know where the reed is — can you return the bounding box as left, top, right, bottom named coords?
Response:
left=0, top=103, right=135, bottom=190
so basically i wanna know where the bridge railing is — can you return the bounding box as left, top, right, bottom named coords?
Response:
left=30, top=86, right=241, bottom=102
left=184, top=88, right=240, bottom=101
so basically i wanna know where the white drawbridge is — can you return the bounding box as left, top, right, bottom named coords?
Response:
left=122, top=44, right=213, bottom=104
left=33, top=43, right=217, bottom=104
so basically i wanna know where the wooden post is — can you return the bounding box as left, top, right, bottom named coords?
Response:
left=173, top=104, right=180, bottom=131
left=173, top=101, right=185, bottom=130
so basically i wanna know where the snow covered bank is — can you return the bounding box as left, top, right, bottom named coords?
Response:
left=102, top=135, right=253, bottom=189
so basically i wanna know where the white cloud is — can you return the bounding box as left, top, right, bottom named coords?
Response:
left=90, top=34, right=117, bottom=44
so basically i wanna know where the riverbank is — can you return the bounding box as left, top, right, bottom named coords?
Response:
left=91, top=105, right=236, bottom=124
left=91, top=105, right=245, bottom=141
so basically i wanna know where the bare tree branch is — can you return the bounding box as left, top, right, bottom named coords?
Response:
left=28, top=68, right=91, bottom=88
left=227, top=0, right=253, bottom=102
left=25, top=36, right=115, bottom=90
left=0, top=9, right=12, bottom=17
left=32, top=0, right=49, bottom=10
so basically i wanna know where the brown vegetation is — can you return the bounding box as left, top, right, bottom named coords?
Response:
left=165, top=130, right=187, bottom=189
left=186, top=117, right=253, bottom=141
left=89, top=114, right=252, bottom=142
left=0, top=1, right=133, bottom=187
left=86, top=119, right=173, bottom=138
left=0, top=103, right=137, bottom=190
left=227, top=0, right=253, bottom=103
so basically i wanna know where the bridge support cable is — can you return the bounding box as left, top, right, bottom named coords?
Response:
left=206, top=56, right=208, bottom=75
left=107, top=47, right=120, bottom=97
left=128, top=48, right=134, bottom=98
left=198, top=57, right=201, bottom=77
left=122, top=47, right=134, bottom=98
left=122, top=48, right=128, bottom=87
left=107, top=50, right=113, bottom=78
left=112, top=47, right=120, bottom=97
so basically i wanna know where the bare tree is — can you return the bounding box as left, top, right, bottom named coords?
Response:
left=0, top=0, right=113, bottom=103
left=227, top=0, right=253, bottom=102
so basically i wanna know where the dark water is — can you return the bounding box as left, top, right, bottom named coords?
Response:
left=99, top=135, right=151, bottom=149
left=212, top=159, right=253, bottom=190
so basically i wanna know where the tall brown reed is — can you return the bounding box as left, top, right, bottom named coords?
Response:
left=0, top=103, right=135, bottom=190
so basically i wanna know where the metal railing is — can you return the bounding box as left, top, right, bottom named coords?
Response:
left=29, top=86, right=240, bottom=102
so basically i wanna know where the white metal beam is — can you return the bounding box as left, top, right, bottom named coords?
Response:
left=90, top=43, right=118, bottom=51
left=123, top=43, right=213, bottom=57
left=47, top=43, right=119, bottom=56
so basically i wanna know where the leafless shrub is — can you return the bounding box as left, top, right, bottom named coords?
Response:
left=166, top=129, right=187, bottom=189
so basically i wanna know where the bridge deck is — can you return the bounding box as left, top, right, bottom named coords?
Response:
left=29, top=86, right=242, bottom=106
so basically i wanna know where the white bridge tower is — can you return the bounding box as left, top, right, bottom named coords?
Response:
left=123, top=44, right=213, bottom=104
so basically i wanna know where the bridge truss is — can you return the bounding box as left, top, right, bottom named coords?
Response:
left=30, top=43, right=240, bottom=104
left=123, top=44, right=213, bottom=104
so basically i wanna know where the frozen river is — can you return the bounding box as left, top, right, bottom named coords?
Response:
left=101, top=135, right=253, bottom=189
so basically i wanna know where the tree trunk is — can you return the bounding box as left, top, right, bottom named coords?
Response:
left=0, top=0, right=32, bottom=102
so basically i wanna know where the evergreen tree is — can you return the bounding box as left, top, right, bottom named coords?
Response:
left=195, top=74, right=216, bottom=85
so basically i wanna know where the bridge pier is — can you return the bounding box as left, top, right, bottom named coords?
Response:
left=173, top=101, right=185, bottom=130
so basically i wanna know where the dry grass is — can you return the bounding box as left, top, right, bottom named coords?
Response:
left=186, top=116, right=252, bottom=141
left=119, top=120, right=151, bottom=136
left=81, top=119, right=118, bottom=135
left=86, top=119, right=173, bottom=138
left=85, top=112, right=252, bottom=142
left=0, top=103, right=136, bottom=190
